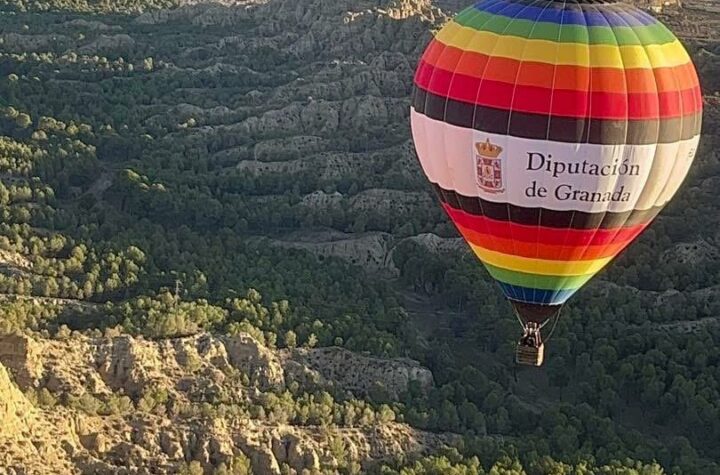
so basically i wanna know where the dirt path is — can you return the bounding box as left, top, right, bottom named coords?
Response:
left=0, top=292, right=98, bottom=310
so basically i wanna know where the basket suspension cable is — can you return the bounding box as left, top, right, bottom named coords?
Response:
left=511, top=305, right=526, bottom=328
left=511, top=302, right=557, bottom=332
left=542, top=306, right=564, bottom=343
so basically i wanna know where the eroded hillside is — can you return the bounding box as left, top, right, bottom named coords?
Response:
left=0, top=331, right=449, bottom=474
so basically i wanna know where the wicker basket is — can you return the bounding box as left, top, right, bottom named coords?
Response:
left=516, top=343, right=545, bottom=366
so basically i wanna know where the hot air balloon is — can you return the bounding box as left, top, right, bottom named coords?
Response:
left=410, top=0, right=702, bottom=365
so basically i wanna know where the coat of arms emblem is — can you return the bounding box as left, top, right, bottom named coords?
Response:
left=475, top=138, right=504, bottom=193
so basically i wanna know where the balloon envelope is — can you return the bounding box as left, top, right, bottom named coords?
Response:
left=411, top=0, right=702, bottom=322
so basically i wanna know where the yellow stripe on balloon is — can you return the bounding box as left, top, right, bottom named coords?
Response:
left=468, top=244, right=613, bottom=277
left=436, top=22, right=690, bottom=69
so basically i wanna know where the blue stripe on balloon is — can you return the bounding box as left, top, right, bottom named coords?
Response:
left=497, top=283, right=578, bottom=306
left=472, top=0, right=656, bottom=27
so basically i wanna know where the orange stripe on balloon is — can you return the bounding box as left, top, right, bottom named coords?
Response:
left=418, top=39, right=699, bottom=95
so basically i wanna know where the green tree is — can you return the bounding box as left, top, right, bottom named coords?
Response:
left=284, top=330, right=298, bottom=349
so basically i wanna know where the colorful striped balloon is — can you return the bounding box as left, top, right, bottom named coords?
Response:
left=410, top=0, right=702, bottom=324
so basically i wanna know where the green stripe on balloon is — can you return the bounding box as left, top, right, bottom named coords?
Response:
left=453, top=10, right=674, bottom=46
left=483, top=262, right=594, bottom=291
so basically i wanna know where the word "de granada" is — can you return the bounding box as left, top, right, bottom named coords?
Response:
left=526, top=180, right=632, bottom=203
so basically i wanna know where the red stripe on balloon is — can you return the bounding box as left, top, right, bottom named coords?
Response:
left=443, top=204, right=649, bottom=247
left=454, top=221, right=637, bottom=261
left=416, top=61, right=701, bottom=120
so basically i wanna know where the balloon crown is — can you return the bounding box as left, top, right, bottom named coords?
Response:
left=475, top=139, right=503, bottom=158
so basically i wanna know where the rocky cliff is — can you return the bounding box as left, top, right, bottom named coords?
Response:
left=0, top=360, right=80, bottom=475
left=0, top=332, right=448, bottom=474
left=0, top=362, right=32, bottom=438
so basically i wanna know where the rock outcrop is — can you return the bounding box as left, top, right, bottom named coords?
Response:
left=0, top=333, right=43, bottom=389
left=286, top=346, right=433, bottom=398
left=0, top=332, right=432, bottom=401
left=0, top=362, right=32, bottom=438
left=0, top=332, right=451, bottom=474
left=76, top=34, right=136, bottom=54
left=271, top=230, right=398, bottom=273
left=0, top=359, right=80, bottom=474
left=271, top=230, right=469, bottom=275
left=663, top=239, right=719, bottom=265
left=0, top=33, right=72, bottom=53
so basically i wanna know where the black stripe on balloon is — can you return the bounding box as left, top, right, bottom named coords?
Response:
left=509, top=300, right=562, bottom=325
left=411, top=86, right=702, bottom=146
left=432, top=184, right=663, bottom=229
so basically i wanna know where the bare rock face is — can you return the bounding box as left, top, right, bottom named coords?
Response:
left=0, top=360, right=81, bottom=474
left=0, top=331, right=452, bottom=473
left=222, top=333, right=285, bottom=390
left=271, top=229, right=469, bottom=276
left=271, top=230, right=397, bottom=274
left=94, top=335, right=164, bottom=397
left=79, top=432, right=108, bottom=454
left=663, top=239, right=719, bottom=265
left=0, top=362, right=32, bottom=438
left=63, top=19, right=119, bottom=31
left=237, top=149, right=376, bottom=182
left=300, top=190, right=344, bottom=209
left=0, top=331, right=434, bottom=403
left=285, top=346, right=433, bottom=398
left=633, top=0, right=682, bottom=12
left=350, top=189, right=433, bottom=214
left=159, top=430, right=184, bottom=459
left=0, top=33, right=72, bottom=52
left=0, top=334, right=43, bottom=389
left=0, top=249, right=33, bottom=273
left=222, top=100, right=340, bottom=139
left=76, top=34, right=136, bottom=54
left=404, top=233, right=466, bottom=254
left=240, top=437, right=282, bottom=475
left=272, top=433, right=320, bottom=472
left=135, top=0, right=440, bottom=29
